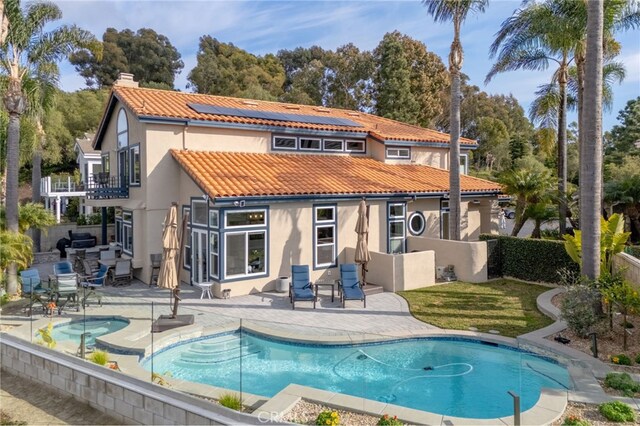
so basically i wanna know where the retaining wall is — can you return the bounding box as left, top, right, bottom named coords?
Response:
left=613, top=252, right=640, bottom=287
left=0, top=334, right=271, bottom=425
left=407, top=236, right=488, bottom=283
left=36, top=223, right=115, bottom=252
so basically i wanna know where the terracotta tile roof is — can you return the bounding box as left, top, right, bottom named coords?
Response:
left=171, top=150, right=500, bottom=199
left=113, top=86, right=476, bottom=145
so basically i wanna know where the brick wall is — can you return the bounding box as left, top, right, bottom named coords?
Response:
left=0, top=334, right=270, bottom=425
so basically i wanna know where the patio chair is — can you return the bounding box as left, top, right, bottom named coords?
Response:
left=111, top=259, right=132, bottom=286
left=53, top=261, right=74, bottom=275
left=54, top=273, right=80, bottom=314
left=290, top=265, right=316, bottom=310
left=79, top=264, right=108, bottom=308
left=100, top=250, right=116, bottom=261
left=149, top=253, right=162, bottom=286
left=338, top=264, right=366, bottom=308
left=20, top=268, right=50, bottom=315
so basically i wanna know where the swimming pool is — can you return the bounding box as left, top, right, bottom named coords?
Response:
left=142, top=331, right=570, bottom=418
left=49, top=317, right=129, bottom=346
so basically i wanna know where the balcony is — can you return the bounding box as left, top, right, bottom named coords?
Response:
left=85, top=173, right=129, bottom=200
left=40, top=175, right=87, bottom=197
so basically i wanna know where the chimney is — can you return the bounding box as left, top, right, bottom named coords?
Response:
left=114, top=72, right=139, bottom=88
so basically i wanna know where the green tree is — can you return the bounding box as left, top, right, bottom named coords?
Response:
left=373, top=32, right=419, bottom=124
left=187, top=36, right=284, bottom=100
left=500, top=162, right=555, bottom=237
left=324, top=43, right=374, bottom=111
left=604, top=156, right=640, bottom=242
left=277, top=46, right=326, bottom=105
left=423, top=0, right=488, bottom=241
left=475, top=116, right=511, bottom=173
left=1, top=0, right=98, bottom=295
left=605, top=97, right=640, bottom=161
left=70, top=27, right=183, bottom=88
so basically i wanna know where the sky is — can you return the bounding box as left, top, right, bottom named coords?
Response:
left=52, top=0, right=640, bottom=132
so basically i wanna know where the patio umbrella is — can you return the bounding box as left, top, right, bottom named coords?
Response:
left=158, top=202, right=181, bottom=318
left=354, top=199, right=371, bottom=286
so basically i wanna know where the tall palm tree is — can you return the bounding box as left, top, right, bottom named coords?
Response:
left=1, top=0, right=98, bottom=295
left=486, top=0, right=582, bottom=236
left=581, top=0, right=604, bottom=280
left=422, top=0, right=487, bottom=241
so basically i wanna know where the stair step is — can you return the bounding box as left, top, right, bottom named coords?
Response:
left=363, top=285, right=384, bottom=296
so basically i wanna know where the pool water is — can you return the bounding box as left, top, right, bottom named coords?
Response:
left=142, top=332, right=570, bottom=418
left=49, top=318, right=129, bottom=346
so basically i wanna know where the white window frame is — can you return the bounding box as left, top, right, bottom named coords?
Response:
left=192, top=199, right=208, bottom=226
left=116, top=108, right=128, bottom=149
left=314, top=205, right=337, bottom=268
left=225, top=209, right=267, bottom=229
left=117, top=209, right=133, bottom=255
left=299, top=137, right=321, bottom=151
left=388, top=203, right=406, bottom=254
left=408, top=212, right=426, bottom=236
left=224, top=230, right=267, bottom=279
left=210, top=231, right=219, bottom=279
left=345, top=140, right=365, bottom=153
left=460, top=153, right=468, bottom=175
left=440, top=200, right=450, bottom=240
left=272, top=136, right=297, bottom=151
left=323, top=139, right=344, bottom=152
left=182, top=207, right=191, bottom=270
left=386, top=147, right=410, bottom=159
left=129, top=144, right=141, bottom=185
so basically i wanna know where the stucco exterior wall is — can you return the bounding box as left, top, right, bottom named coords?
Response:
left=613, top=252, right=640, bottom=287
left=407, top=236, right=488, bottom=283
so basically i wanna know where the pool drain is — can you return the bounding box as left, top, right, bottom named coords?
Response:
left=356, top=354, right=368, bottom=360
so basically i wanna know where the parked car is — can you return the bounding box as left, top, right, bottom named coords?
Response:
left=504, top=209, right=516, bottom=219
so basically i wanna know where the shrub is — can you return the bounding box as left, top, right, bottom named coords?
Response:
left=88, top=350, right=109, bottom=366
left=610, top=354, right=632, bottom=366
left=598, top=401, right=636, bottom=422
left=604, top=373, right=640, bottom=397
left=378, top=413, right=403, bottom=425
left=560, top=285, right=603, bottom=336
left=315, top=410, right=339, bottom=426
left=562, top=415, right=590, bottom=426
left=479, top=234, right=579, bottom=283
left=218, top=393, right=242, bottom=411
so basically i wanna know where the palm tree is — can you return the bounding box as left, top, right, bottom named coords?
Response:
left=486, top=0, right=583, bottom=236
left=1, top=0, right=98, bottom=295
left=580, top=0, right=604, bottom=280
left=500, top=167, right=554, bottom=237
left=422, top=0, right=487, bottom=241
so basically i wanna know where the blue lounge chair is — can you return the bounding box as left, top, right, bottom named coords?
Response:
left=54, top=261, right=74, bottom=275
left=290, top=265, right=316, bottom=310
left=339, top=264, right=366, bottom=308
left=19, top=268, right=46, bottom=295
left=79, top=263, right=108, bottom=308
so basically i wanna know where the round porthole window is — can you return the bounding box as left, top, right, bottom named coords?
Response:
left=408, top=212, right=426, bottom=236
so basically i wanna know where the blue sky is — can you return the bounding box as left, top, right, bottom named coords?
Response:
left=53, top=0, right=640, bottom=131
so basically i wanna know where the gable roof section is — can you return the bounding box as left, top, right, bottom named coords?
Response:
left=171, top=150, right=501, bottom=200
left=75, top=133, right=98, bottom=155
left=97, top=86, right=476, bottom=147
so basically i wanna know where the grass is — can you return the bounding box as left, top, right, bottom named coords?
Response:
left=218, top=393, right=242, bottom=411
left=88, top=350, right=109, bottom=366
left=398, top=279, right=553, bottom=337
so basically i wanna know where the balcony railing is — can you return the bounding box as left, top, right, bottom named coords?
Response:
left=85, top=173, right=129, bottom=199
left=40, top=175, right=86, bottom=195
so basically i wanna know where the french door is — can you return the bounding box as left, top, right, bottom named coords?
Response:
left=191, top=229, right=208, bottom=284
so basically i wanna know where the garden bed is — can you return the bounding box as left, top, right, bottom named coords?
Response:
left=551, top=402, right=637, bottom=425
left=549, top=293, right=640, bottom=372
left=281, top=400, right=380, bottom=425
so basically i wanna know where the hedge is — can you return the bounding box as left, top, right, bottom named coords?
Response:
left=480, top=234, right=579, bottom=283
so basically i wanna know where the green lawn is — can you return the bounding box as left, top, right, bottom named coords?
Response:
left=398, top=279, right=553, bottom=338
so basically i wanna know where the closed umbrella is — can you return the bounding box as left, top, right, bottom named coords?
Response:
left=158, top=203, right=180, bottom=318
left=354, top=199, right=371, bottom=286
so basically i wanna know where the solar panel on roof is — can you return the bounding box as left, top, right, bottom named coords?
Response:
left=188, top=103, right=364, bottom=128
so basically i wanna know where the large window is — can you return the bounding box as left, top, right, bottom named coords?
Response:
left=129, top=145, right=140, bottom=185
left=314, top=205, right=336, bottom=268
left=224, top=209, right=267, bottom=279
left=117, top=109, right=128, bottom=149
left=440, top=200, right=450, bottom=240
left=115, top=208, right=133, bottom=255
left=101, top=153, right=110, bottom=174
left=460, top=153, right=468, bottom=175
left=388, top=202, right=406, bottom=254
left=386, top=147, right=410, bottom=159
left=210, top=232, right=219, bottom=279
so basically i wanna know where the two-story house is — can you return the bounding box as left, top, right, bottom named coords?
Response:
left=87, top=73, right=500, bottom=296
